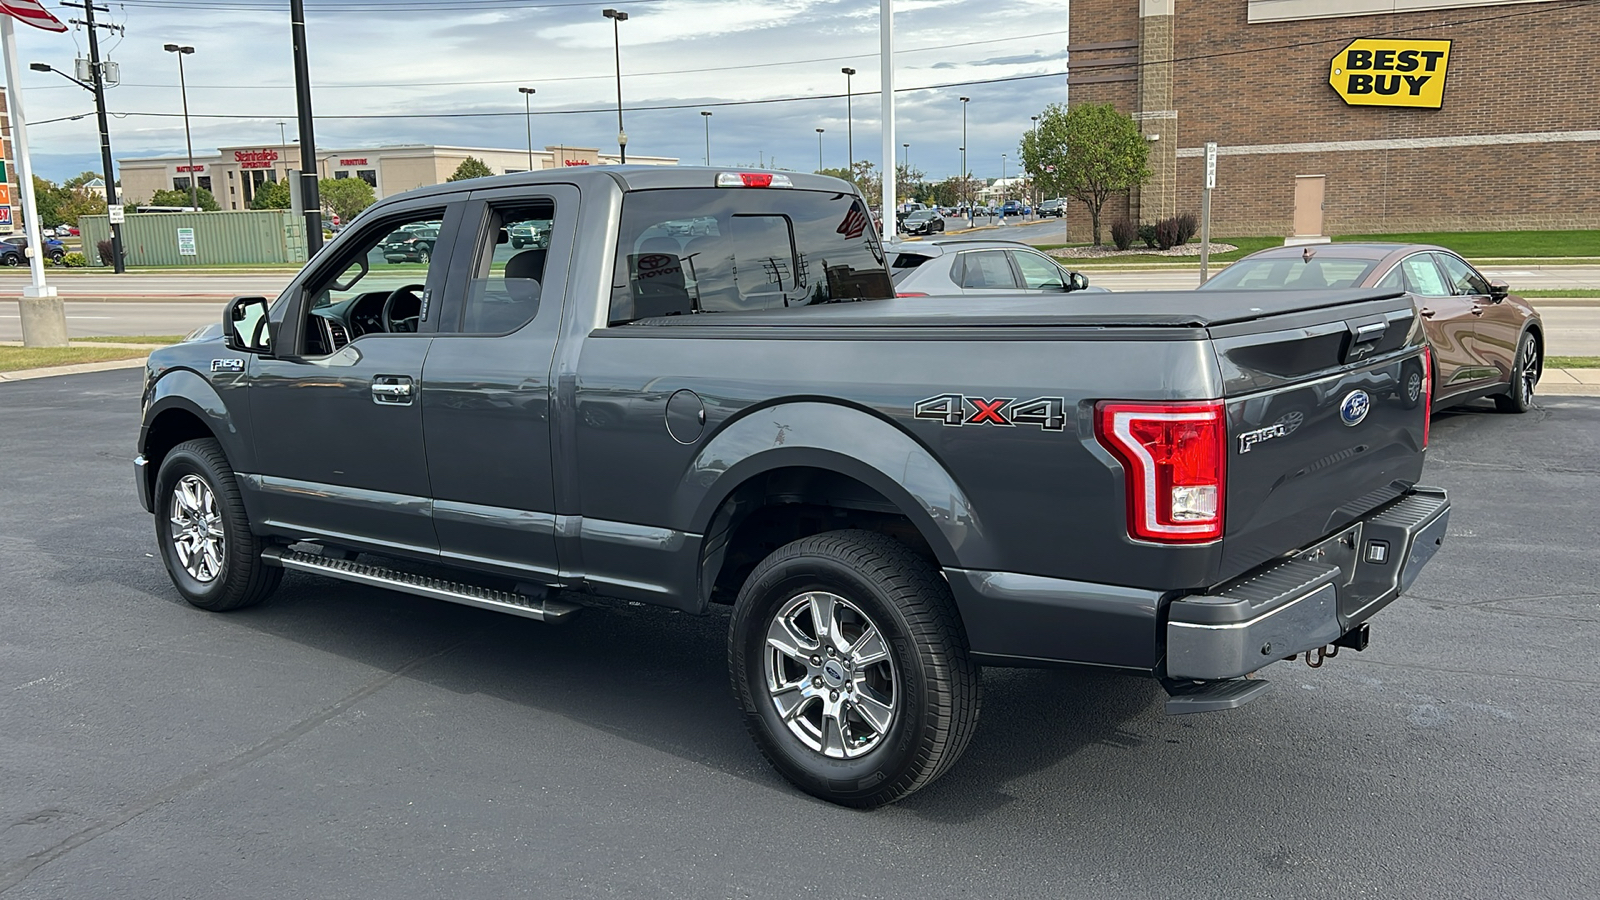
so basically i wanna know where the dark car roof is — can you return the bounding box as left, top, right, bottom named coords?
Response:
left=1233, top=242, right=1449, bottom=262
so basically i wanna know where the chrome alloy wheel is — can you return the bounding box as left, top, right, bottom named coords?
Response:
left=764, top=591, right=898, bottom=759
left=169, top=474, right=225, bottom=583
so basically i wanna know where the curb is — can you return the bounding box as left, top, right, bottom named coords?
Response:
left=0, top=356, right=148, bottom=383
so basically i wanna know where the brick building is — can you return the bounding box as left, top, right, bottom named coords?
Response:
left=1067, top=0, right=1599, bottom=237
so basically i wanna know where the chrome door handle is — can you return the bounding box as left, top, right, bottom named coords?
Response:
left=371, top=376, right=414, bottom=404
left=1419, top=308, right=1435, bottom=318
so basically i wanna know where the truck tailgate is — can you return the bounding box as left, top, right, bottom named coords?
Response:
left=1211, top=294, right=1429, bottom=582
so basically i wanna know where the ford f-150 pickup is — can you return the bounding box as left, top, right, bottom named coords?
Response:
left=135, top=167, right=1449, bottom=807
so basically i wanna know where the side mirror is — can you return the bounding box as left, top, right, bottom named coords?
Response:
left=224, top=296, right=272, bottom=354
left=1069, top=272, right=1090, bottom=292
left=1487, top=279, right=1510, bottom=302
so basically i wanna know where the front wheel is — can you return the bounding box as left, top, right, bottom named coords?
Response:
left=728, top=530, right=981, bottom=807
left=154, top=438, right=282, bottom=611
left=1494, top=331, right=1540, bottom=413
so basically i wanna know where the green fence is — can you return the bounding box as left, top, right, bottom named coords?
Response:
left=78, top=210, right=308, bottom=266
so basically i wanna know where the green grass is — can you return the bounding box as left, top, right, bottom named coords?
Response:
left=1548, top=356, right=1600, bottom=369
left=0, top=346, right=148, bottom=373
left=1517, top=289, right=1600, bottom=298
left=77, top=334, right=185, bottom=345
left=1334, top=230, right=1600, bottom=258
left=1059, top=236, right=1283, bottom=265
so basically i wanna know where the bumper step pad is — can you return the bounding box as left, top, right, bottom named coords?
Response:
left=1164, top=678, right=1273, bottom=715
left=263, top=547, right=583, bottom=623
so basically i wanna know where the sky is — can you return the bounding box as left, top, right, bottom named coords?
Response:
left=7, top=0, right=1073, bottom=185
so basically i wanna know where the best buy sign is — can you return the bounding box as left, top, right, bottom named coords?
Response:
left=1329, top=39, right=1452, bottom=109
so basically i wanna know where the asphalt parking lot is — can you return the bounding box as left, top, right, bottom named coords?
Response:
left=2, top=370, right=1597, bottom=899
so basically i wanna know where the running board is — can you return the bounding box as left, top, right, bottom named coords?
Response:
left=262, top=547, right=583, bottom=624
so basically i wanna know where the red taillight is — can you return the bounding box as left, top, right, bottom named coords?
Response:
left=1420, top=346, right=1433, bottom=448
left=896, top=291, right=929, bottom=297
left=1094, top=400, right=1227, bottom=543
left=716, top=172, right=793, bottom=188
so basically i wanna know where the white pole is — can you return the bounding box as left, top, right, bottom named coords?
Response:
left=879, top=0, right=895, bottom=239
left=1, top=17, right=64, bottom=347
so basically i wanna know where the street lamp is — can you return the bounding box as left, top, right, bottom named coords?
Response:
left=518, top=87, right=536, bottom=171
left=840, top=66, right=856, bottom=167
left=162, top=44, right=199, bottom=213
left=1030, top=115, right=1040, bottom=209
left=701, top=111, right=713, bottom=166
left=1001, top=153, right=1008, bottom=219
left=816, top=128, right=825, bottom=171
left=959, top=96, right=970, bottom=224
left=30, top=61, right=125, bottom=272
left=602, top=8, right=629, bottom=163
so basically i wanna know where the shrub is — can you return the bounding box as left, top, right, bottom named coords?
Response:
left=1110, top=217, right=1138, bottom=251
left=95, top=239, right=115, bottom=265
left=1174, top=212, right=1199, bottom=245
left=1138, top=223, right=1158, bottom=249
left=62, top=252, right=87, bottom=268
left=1154, top=217, right=1181, bottom=250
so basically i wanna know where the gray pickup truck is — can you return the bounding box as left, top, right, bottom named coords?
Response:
left=135, top=167, right=1449, bottom=807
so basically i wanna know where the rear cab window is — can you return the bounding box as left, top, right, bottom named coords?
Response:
left=609, top=188, right=891, bottom=325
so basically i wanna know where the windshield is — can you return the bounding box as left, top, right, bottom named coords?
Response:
left=908, top=211, right=935, bottom=221
left=1201, top=256, right=1377, bottom=290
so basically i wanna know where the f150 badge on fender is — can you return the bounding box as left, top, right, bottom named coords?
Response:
left=915, top=393, right=1066, bottom=431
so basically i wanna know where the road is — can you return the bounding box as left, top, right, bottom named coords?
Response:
left=1, top=369, right=1596, bottom=898
left=0, top=272, right=292, bottom=299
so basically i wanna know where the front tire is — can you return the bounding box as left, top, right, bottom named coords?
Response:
left=729, top=530, right=981, bottom=807
left=154, top=438, right=281, bottom=611
left=1494, top=331, right=1540, bottom=414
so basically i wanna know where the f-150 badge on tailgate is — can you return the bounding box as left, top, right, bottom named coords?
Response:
left=914, top=393, right=1066, bottom=431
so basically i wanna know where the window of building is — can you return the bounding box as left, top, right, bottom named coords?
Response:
left=334, top=171, right=350, bottom=180
left=357, top=169, right=377, bottom=188
left=198, top=176, right=212, bottom=192
left=173, top=176, right=191, bottom=190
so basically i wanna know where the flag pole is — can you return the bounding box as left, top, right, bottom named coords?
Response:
left=1, top=14, right=65, bottom=347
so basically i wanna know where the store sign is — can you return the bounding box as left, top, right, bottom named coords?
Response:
left=0, top=205, right=11, bottom=228
left=1329, top=39, right=1451, bottom=109
left=234, top=149, right=279, bottom=169
left=0, top=184, right=10, bottom=206
left=339, top=158, right=368, bottom=166
left=176, top=164, right=205, bottom=173
left=563, top=159, right=590, bottom=166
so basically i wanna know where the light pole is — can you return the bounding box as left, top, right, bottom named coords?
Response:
left=518, top=87, right=536, bottom=171
left=602, top=8, right=629, bottom=163
left=840, top=66, right=855, bottom=167
left=30, top=60, right=125, bottom=271
left=959, top=96, right=970, bottom=225
left=816, top=128, right=825, bottom=171
left=1030, top=115, right=1040, bottom=210
left=278, top=120, right=287, bottom=147
left=701, top=111, right=712, bottom=166
left=162, top=45, right=199, bottom=212
left=901, top=142, right=910, bottom=203
left=1001, top=153, right=1007, bottom=221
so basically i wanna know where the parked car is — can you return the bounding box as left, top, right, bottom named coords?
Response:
left=1000, top=200, right=1025, bottom=216
left=53, top=224, right=73, bottom=237
left=1038, top=199, right=1067, bottom=218
left=135, top=167, right=1448, bottom=808
left=900, top=209, right=944, bottom=236
left=1199, top=243, right=1544, bottom=413
left=1, top=235, right=67, bottom=264
left=380, top=223, right=440, bottom=263
left=888, top=238, right=1104, bottom=296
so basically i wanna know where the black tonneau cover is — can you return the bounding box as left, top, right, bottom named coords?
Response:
left=631, top=289, right=1410, bottom=329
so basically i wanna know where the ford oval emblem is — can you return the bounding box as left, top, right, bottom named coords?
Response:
left=1340, top=390, right=1371, bottom=427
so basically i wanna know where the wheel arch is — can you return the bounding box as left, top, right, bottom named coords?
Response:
left=678, top=401, right=981, bottom=607
left=140, top=368, right=251, bottom=501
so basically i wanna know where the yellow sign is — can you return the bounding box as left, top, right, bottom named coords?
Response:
left=1329, top=39, right=1452, bottom=109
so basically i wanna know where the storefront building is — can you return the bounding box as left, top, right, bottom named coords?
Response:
left=119, top=143, right=676, bottom=211
left=1067, top=0, right=1598, bottom=237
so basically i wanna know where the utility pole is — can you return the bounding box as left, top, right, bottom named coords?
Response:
left=290, top=0, right=322, bottom=254
left=62, top=1, right=125, bottom=273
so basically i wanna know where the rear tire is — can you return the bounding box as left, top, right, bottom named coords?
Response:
left=728, top=530, right=981, bottom=807
left=154, top=438, right=281, bottom=611
left=1494, top=331, right=1540, bottom=414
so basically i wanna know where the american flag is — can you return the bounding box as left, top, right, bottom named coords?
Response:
left=0, top=0, right=67, bottom=33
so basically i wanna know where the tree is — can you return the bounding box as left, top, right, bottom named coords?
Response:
left=31, top=176, right=68, bottom=227
left=446, top=157, right=495, bottom=182
left=251, top=178, right=292, bottom=210
left=895, top=162, right=926, bottom=204
left=63, top=171, right=102, bottom=190
left=1020, top=102, right=1150, bottom=245
left=149, top=187, right=220, bottom=211
left=318, top=177, right=376, bottom=222
left=58, top=186, right=108, bottom=222
left=814, top=160, right=880, bottom=208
